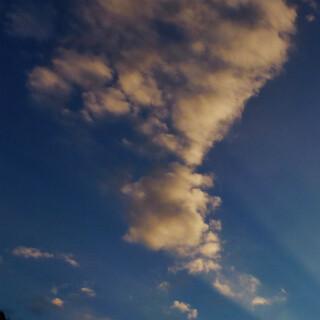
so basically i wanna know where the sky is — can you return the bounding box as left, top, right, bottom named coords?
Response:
left=0, top=0, right=320, bottom=319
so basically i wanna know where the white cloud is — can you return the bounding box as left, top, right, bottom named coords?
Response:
left=251, top=296, right=271, bottom=306
left=59, top=254, right=80, bottom=268
left=26, top=0, right=297, bottom=306
left=28, top=1, right=296, bottom=165
left=213, top=271, right=287, bottom=308
left=51, top=297, right=64, bottom=308
left=122, top=163, right=215, bottom=254
left=158, top=281, right=170, bottom=291
left=53, top=50, right=112, bottom=89
left=12, top=247, right=54, bottom=259
left=81, top=287, right=96, bottom=297
left=213, top=272, right=261, bottom=303
left=12, top=247, right=79, bottom=267
left=171, top=300, right=198, bottom=320
left=83, top=88, right=130, bottom=120
left=213, top=278, right=237, bottom=298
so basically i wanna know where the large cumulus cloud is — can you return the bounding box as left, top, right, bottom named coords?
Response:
left=27, top=0, right=296, bottom=304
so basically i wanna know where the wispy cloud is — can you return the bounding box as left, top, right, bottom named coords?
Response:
left=12, top=246, right=79, bottom=267
left=81, top=287, right=96, bottom=298
left=59, top=254, right=80, bottom=268
left=213, top=271, right=287, bottom=308
left=12, top=247, right=54, bottom=259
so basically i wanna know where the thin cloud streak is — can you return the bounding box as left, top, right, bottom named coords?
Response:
left=12, top=246, right=80, bottom=267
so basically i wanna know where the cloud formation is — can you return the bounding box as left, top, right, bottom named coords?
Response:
left=171, top=300, right=198, bottom=320
left=12, top=246, right=54, bottom=259
left=81, top=287, right=96, bottom=298
left=51, top=297, right=64, bottom=308
left=26, top=0, right=296, bottom=307
left=213, top=271, right=287, bottom=308
left=12, top=246, right=80, bottom=267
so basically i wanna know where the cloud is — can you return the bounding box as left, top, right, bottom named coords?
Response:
left=213, top=271, right=287, bottom=308
left=28, top=1, right=296, bottom=163
left=81, top=287, right=96, bottom=298
left=59, top=254, right=80, bottom=268
left=158, top=281, right=170, bottom=291
left=171, top=300, right=198, bottom=320
left=12, top=247, right=54, bottom=259
left=306, top=14, right=316, bottom=22
left=83, top=88, right=130, bottom=120
left=26, top=0, right=297, bottom=308
left=28, top=49, right=113, bottom=105
left=251, top=296, right=271, bottom=306
left=51, top=298, right=64, bottom=308
left=12, top=246, right=79, bottom=267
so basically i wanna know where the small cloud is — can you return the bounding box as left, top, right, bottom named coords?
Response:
left=12, top=246, right=79, bottom=267
left=306, top=14, right=316, bottom=22
left=213, top=278, right=236, bottom=298
left=51, top=298, right=64, bottom=308
left=158, top=281, right=170, bottom=291
left=251, top=296, right=271, bottom=306
left=213, top=271, right=287, bottom=309
left=12, top=247, right=54, bottom=259
left=81, top=287, right=96, bottom=297
left=211, top=196, right=222, bottom=209
left=59, top=254, right=80, bottom=268
left=171, top=300, right=198, bottom=320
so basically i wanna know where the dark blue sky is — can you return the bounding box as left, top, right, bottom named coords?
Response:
left=1, top=1, right=320, bottom=320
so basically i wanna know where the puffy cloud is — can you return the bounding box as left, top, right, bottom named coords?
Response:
left=213, top=273, right=261, bottom=300
left=28, top=50, right=113, bottom=104
left=83, top=88, right=130, bottom=120
left=81, top=287, right=96, bottom=297
left=28, top=67, right=71, bottom=99
left=12, top=246, right=79, bottom=267
left=26, top=0, right=297, bottom=307
left=52, top=50, right=112, bottom=89
left=28, top=1, right=296, bottom=165
left=251, top=296, right=271, bottom=306
left=51, top=297, right=64, bottom=308
left=213, top=278, right=237, bottom=298
left=171, top=300, right=198, bottom=320
left=122, top=163, right=214, bottom=253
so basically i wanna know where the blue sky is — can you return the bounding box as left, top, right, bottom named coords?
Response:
left=1, top=0, right=320, bottom=320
